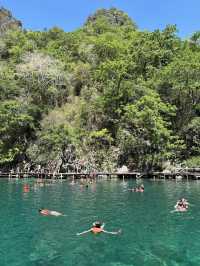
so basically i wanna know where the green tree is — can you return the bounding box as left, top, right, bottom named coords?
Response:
left=16, top=51, right=71, bottom=108
left=0, top=100, right=34, bottom=165
left=156, top=50, right=200, bottom=130
left=117, top=91, right=183, bottom=170
left=182, top=117, right=200, bottom=157
left=128, top=25, right=181, bottom=80
left=84, top=8, right=137, bottom=35
left=0, top=62, right=20, bottom=100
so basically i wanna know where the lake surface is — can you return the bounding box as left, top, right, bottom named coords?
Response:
left=0, top=178, right=200, bottom=266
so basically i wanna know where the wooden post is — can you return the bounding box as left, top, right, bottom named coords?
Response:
left=186, top=167, right=188, bottom=181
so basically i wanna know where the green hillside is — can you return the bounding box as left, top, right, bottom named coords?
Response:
left=0, top=7, right=199, bottom=172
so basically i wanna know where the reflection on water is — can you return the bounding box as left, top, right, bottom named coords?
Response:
left=0, top=178, right=199, bottom=266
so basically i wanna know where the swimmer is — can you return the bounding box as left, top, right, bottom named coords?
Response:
left=174, top=198, right=189, bottom=209
left=139, top=184, right=144, bottom=192
left=173, top=198, right=189, bottom=212
left=23, top=184, right=30, bottom=193
left=38, top=209, right=65, bottom=216
left=76, top=221, right=121, bottom=236
left=129, top=184, right=144, bottom=192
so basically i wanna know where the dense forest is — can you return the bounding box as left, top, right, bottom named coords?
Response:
left=0, top=7, right=199, bottom=172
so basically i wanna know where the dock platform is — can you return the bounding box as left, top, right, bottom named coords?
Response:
left=0, top=168, right=200, bottom=180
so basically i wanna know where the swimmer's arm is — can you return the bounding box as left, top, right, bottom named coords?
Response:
left=76, top=229, right=91, bottom=236
left=102, top=229, right=121, bottom=235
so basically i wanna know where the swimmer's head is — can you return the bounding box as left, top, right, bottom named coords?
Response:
left=93, top=221, right=102, bottom=228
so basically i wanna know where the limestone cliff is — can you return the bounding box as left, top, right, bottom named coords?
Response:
left=0, top=7, right=22, bottom=33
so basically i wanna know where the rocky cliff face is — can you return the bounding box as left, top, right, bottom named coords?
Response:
left=85, top=8, right=137, bottom=29
left=0, top=7, right=22, bottom=33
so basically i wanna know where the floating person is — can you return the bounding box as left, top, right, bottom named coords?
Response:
left=38, top=209, right=65, bottom=216
left=175, top=198, right=189, bottom=209
left=129, top=184, right=144, bottom=192
left=23, top=184, right=30, bottom=193
left=76, top=221, right=121, bottom=236
left=174, top=198, right=189, bottom=212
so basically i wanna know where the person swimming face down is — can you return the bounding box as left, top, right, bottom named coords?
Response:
left=38, top=209, right=64, bottom=216
left=38, top=209, right=50, bottom=215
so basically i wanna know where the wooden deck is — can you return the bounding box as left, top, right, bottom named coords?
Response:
left=0, top=171, right=142, bottom=179
left=0, top=169, right=200, bottom=179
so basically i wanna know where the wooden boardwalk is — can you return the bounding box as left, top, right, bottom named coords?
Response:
left=149, top=171, right=200, bottom=180
left=0, top=171, right=142, bottom=179
left=0, top=169, right=200, bottom=179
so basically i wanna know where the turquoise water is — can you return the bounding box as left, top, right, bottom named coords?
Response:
left=0, top=178, right=200, bottom=266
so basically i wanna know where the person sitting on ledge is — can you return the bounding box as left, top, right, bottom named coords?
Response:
left=38, top=209, right=65, bottom=216
left=76, top=221, right=121, bottom=236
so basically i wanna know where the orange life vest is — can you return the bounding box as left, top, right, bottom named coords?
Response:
left=91, top=227, right=103, bottom=234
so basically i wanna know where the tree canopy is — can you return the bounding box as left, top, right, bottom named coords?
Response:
left=0, top=7, right=199, bottom=171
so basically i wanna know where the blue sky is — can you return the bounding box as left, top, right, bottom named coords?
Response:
left=0, top=0, right=199, bottom=38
